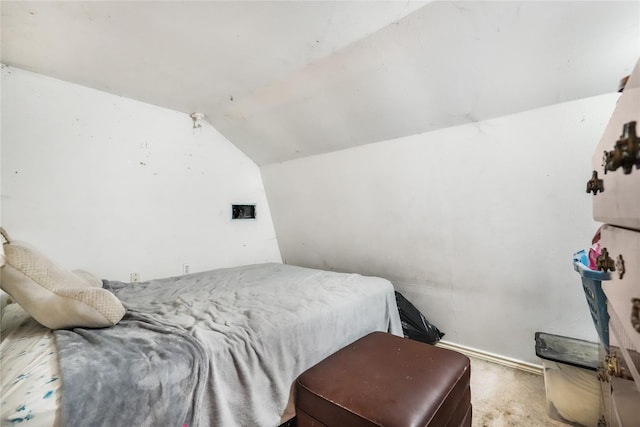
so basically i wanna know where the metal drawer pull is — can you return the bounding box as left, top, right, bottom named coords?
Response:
left=605, top=353, right=619, bottom=377
left=632, top=298, right=640, bottom=334
left=615, top=254, right=625, bottom=280
left=604, top=121, right=639, bottom=174
left=597, top=365, right=609, bottom=382
left=596, top=248, right=615, bottom=273
left=586, top=170, right=604, bottom=194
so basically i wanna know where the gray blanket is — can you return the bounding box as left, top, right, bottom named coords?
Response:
left=55, top=263, right=402, bottom=427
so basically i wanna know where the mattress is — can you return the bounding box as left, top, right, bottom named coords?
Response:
left=0, top=304, right=60, bottom=427
left=1, top=263, right=402, bottom=427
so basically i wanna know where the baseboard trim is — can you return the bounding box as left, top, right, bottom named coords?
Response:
left=436, top=340, right=544, bottom=376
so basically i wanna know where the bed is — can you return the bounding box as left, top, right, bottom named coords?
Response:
left=1, top=262, right=403, bottom=427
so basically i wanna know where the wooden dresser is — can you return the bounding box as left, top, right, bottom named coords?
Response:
left=588, top=58, right=640, bottom=427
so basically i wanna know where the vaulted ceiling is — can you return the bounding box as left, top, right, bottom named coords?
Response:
left=2, top=1, right=639, bottom=165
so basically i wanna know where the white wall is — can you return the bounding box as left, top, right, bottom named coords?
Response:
left=262, top=93, right=619, bottom=364
left=1, top=66, right=281, bottom=282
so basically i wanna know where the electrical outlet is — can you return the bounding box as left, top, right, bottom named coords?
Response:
left=130, top=272, right=140, bottom=283
left=183, top=264, right=191, bottom=274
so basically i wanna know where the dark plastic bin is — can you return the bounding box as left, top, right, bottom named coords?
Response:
left=535, top=332, right=600, bottom=371
left=572, top=250, right=611, bottom=349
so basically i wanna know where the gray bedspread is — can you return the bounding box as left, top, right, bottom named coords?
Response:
left=54, top=263, right=402, bottom=427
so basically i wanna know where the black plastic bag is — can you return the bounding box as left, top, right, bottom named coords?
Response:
left=395, top=291, right=445, bottom=344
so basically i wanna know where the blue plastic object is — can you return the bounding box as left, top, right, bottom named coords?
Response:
left=572, top=250, right=611, bottom=349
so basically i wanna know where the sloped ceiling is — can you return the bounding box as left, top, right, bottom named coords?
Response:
left=2, top=1, right=639, bottom=165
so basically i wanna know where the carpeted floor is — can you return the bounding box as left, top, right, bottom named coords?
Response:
left=470, top=357, right=568, bottom=427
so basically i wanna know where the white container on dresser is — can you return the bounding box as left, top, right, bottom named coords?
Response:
left=588, top=57, right=640, bottom=427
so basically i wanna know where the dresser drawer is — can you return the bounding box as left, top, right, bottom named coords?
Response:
left=610, top=376, right=640, bottom=427
left=590, top=86, right=640, bottom=230
left=590, top=58, right=640, bottom=230
left=601, top=225, right=640, bottom=389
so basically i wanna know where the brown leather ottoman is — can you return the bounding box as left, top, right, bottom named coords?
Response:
left=295, top=331, right=471, bottom=427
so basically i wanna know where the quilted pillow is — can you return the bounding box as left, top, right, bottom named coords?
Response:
left=72, top=269, right=104, bottom=288
left=0, top=228, right=125, bottom=329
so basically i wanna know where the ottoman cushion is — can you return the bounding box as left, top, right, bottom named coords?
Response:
left=295, top=331, right=471, bottom=427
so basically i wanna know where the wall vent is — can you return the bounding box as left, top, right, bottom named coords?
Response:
left=232, top=204, right=256, bottom=220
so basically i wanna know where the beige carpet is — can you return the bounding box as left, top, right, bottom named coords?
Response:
left=470, top=357, right=568, bottom=427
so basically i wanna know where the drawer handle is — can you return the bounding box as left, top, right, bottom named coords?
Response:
left=615, top=255, right=625, bottom=280
left=586, top=171, right=604, bottom=195
left=632, top=298, right=640, bottom=334
left=605, top=353, right=619, bottom=377
left=596, top=248, right=615, bottom=273
left=604, top=121, right=639, bottom=174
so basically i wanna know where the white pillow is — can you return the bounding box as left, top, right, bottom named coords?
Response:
left=0, top=228, right=125, bottom=329
left=72, top=269, right=104, bottom=288
left=0, top=290, right=11, bottom=318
